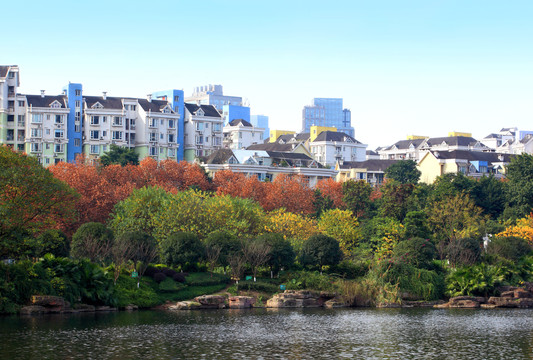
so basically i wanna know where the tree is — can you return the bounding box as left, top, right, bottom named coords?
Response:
left=317, top=209, right=362, bottom=257
left=496, top=213, right=533, bottom=245
left=204, top=230, right=241, bottom=274
left=0, top=146, right=78, bottom=238
left=242, top=239, right=271, bottom=281
left=299, top=234, right=343, bottom=272
left=316, top=178, right=346, bottom=209
left=342, top=180, right=373, bottom=218
left=311, top=189, right=335, bottom=218
left=393, top=237, right=436, bottom=269
left=71, top=223, right=114, bottom=264
left=111, top=233, right=136, bottom=284
left=505, top=153, right=533, bottom=218
left=469, top=176, right=507, bottom=220
left=376, top=181, right=415, bottom=221
left=264, top=209, right=318, bottom=250
left=100, top=144, right=139, bottom=167
left=257, top=234, right=295, bottom=278
left=160, top=232, right=204, bottom=270
left=384, top=160, right=421, bottom=184
left=115, top=231, right=159, bottom=287
left=213, top=170, right=266, bottom=204
left=403, top=211, right=431, bottom=239
left=35, top=229, right=70, bottom=258
left=261, top=174, right=314, bottom=215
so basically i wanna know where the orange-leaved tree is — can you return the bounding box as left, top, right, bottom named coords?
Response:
left=316, top=178, right=346, bottom=209
left=261, top=174, right=314, bottom=215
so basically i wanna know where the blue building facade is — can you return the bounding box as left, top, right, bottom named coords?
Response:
left=250, top=114, right=270, bottom=139
left=302, top=98, right=354, bottom=136
left=152, top=89, right=185, bottom=161
left=222, top=104, right=250, bottom=125
left=63, top=83, right=83, bottom=162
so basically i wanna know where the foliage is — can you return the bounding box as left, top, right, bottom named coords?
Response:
left=204, top=231, right=241, bottom=271
left=311, top=189, right=334, bottom=219
left=445, top=263, right=506, bottom=297
left=113, top=275, right=159, bottom=308
left=158, top=277, right=185, bottom=292
left=446, top=237, right=482, bottom=267
left=403, top=211, right=431, bottom=239
left=264, top=209, right=318, bottom=250
left=364, top=217, right=405, bottom=260
left=486, top=236, right=532, bottom=261
left=153, top=272, right=167, bottom=283
left=100, top=144, right=139, bottom=167
left=213, top=170, right=265, bottom=205
left=299, top=234, right=343, bottom=270
left=257, top=233, right=295, bottom=276
left=71, top=222, right=114, bottom=264
left=283, top=271, right=339, bottom=292
left=393, top=237, right=436, bottom=269
left=376, top=181, right=415, bottom=221
left=35, top=229, right=70, bottom=258
left=261, top=174, right=315, bottom=215
left=0, top=146, right=78, bottom=238
left=469, top=175, right=507, bottom=219
left=496, top=213, right=533, bottom=245
left=342, top=179, right=373, bottom=218
left=160, top=232, right=204, bottom=270
left=505, top=153, right=533, bottom=218
left=242, top=239, right=272, bottom=280
left=317, top=209, right=362, bottom=257
left=385, top=160, right=421, bottom=184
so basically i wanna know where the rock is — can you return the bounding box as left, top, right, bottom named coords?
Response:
left=501, top=291, right=515, bottom=298
left=31, top=295, right=65, bottom=308
left=266, top=290, right=321, bottom=308
left=448, top=296, right=483, bottom=308
left=434, top=303, right=450, bottom=309
left=20, top=305, right=47, bottom=315
left=514, top=289, right=532, bottom=299
left=481, top=304, right=498, bottom=309
left=228, top=296, right=255, bottom=309
left=324, top=299, right=347, bottom=308
left=403, top=300, right=446, bottom=308
left=377, top=302, right=401, bottom=308
left=72, top=304, right=95, bottom=312
left=125, top=304, right=139, bottom=311
left=168, top=301, right=202, bottom=310
left=95, top=306, right=117, bottom=312
left=488, top=297, right=519, bottom=308
left=193, top=295, right=226, bottom=309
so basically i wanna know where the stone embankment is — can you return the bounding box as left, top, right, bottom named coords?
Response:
left=434, top=284, right=533, bottom=309
left=19, top=295, right=128, bottom=315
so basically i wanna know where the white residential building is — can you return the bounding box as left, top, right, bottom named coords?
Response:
left=183, top=103, right=223, bottom=161
left=309, top=130, right=367, bottom=168
left=223, top=118, right=265, bottom=150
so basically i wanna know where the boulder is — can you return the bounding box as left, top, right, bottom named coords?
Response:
left=434, top=303, right=450, bottom=309
left=324, top=299, right=347, bottom=308
left=513, top=289, right=532, bottom=299
left=31, top=295, right=65, bottom=308
left=125, top=304, right=139, bottom=311
left=266, top=290, right=321, bottom=308
left=19, top=305, right=47, bottom=315
left=448, top=296, right=484, bottom=308
left=193, top=295, right=226, bottom=309
left=488, top=297, right=519, bottom=308
left=168, top=301, right=202, bottom=310
left=481, top=304, right=498, bottom=309
left=228, top=296, right=255, bottom=309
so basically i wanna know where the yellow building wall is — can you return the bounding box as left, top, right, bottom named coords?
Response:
left=448, top=131, right=472, bottom=137
left=291, top=145, right=313, bottom=158
left=406, top=135, right=428, bottom=140
left=310, top=126, right=337, bottom=142
left=418, top=154, right=460, bottom=184
left=269, top=130, right=295, bottom=143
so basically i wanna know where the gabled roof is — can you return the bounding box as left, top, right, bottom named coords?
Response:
left=313, top=131, right=361, bottom=144
left=339, top=160, right=399, bottom=171
left=366, top=150, right=378, bottom=155
left=184, top=103, right=221, bottom=118
left=382, top=138, right=426, bottom=151
left=138, top=99, right=173, bottom=113
left=483, top=133, right=501, bottom=140
left=0, top=66, right=10, bottom=78
left=267, top=151, right=319, bottom=167
left=26, top=95, right=67, bottom=108
left=520, top=134, right=533, bottom=144
left=425, top=136, right=484, bottom=148
left=430, top=150, right=512, bottom=162
left=84, top=96, right=124, bottom=110
left=228, top=118, right=252, bottom=127
left=204, top=149, right=236, bottom=164
left=246, top=142, right=297, bottom=152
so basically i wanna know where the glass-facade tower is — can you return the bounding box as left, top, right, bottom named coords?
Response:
left=302, top=98, right=354, bottom=137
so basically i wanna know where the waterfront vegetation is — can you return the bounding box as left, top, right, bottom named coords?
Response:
left=2, top=146, right=533, bottom=313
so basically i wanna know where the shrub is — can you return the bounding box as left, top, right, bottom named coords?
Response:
left=333, top=259, right=369, bottom=279
left=236, top=281, right=279, bottom=294
left=445, top=263, right=505, bottom=297
left=172, top=273, right=186, bottom=283
left=446, top=237, right=482, bottom=267
left=153, top=272, right=167, bottom=284
left=160, top=232, right=205, bottom=270
left=158, top=277, right=184, bottom=292
left=299, top=234, right=342, bottom=271
left=393, top=237, right=436, bottom=269
left=163, top=268, right=177, bottom=277
left=71, top=223, right=114, bottom=264
left=486, top=236, right=532, bottom=261
left=144, top=266, right=161, bottom=278
left=35, top=229, right=70, bottom=258
left=283, top=271, right=338, bottom=292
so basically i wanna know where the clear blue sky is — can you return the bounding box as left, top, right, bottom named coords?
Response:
left=4, top=0, right=533, bottom=149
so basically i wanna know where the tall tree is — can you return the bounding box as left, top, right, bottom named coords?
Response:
left=342, top=179, right=373, bottom=218
left=384, top=160, right=421, bottom=184
left=316, top=178, right=346, bottom=209
left=505, top=153, right=533, bottom=218
left=100, top=144, right=139, bottom=166
left=299, top=234, right=343, bottom=273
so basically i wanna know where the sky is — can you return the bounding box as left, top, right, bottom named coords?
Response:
left=4, top=0, right=533, bottom=149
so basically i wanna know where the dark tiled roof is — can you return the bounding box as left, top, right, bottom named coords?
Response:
left=431, top=150, right=512, bottom=162
left=339, top=160, right=399, bottom=171
left=84, top=96, right=124, bottom=110
left=267, top=151, right=318, bottom=167
left=425, top=136, right=482, bottom=148
left=366, top=150, right=378, bottom=155
left=205, top=149, right=235, bottom=164
left=246, top=143, right=297, bottom=152
left=383, top=138, right=426, bottom=151
left=228, top=118, right=252, bottom=127
left=138, top=99, right=172, bottom=113
left=313, top=131, right=361, bottom=144
left=483, top=133, right=501, bottom=139
left=0, top=66, right=10, bottom=78
left=184, top=103, right=221, bottom=118
left=26, top=95, right=67, bottom=108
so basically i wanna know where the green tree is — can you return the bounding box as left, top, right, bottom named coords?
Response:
left=160, top=232, right=204, bottom=270
left=385, top=160, right=421, bottom=184
left=377, top=181, right=415, bottom=221
left=469, top=176, right=507, bottom=219
left=204, top=230, right=242, bottom=274
left=311, top=189, right=334, bottom=218
left=257, top=233, right=295, bottom=277
left=71, top=223, right=114, bottom=264
left=35, top=229, right=70, bottom=258
left=100, top=144, right=139, bottom=166
left=505, top=153, right=533, bottom=218
left=393, top=237, right=436, bottom=269
left=342, top=180, right=373, bottom=218
left=299, top=234, right=343, bottom=272
left=0, top=146, right=78, bottom=239
left=317, top=209, right=362, bottom=257
left=403, top=210, right=431, bottom=239
left=114, top=231, right=158, bottom=286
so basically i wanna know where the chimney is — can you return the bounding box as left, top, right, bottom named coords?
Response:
left=147, top=94, right=152, bottom=102
left=62, top=90, right=66, bottom=96
left=40, top=90, right=45, bottom=98
left=102, top=91, right=107, bottom=100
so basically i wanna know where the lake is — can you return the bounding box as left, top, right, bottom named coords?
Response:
left=1, top=308, right=532, bottom=359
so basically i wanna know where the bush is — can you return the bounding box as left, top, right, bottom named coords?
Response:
left=35, top=229, right=70, bottom=258
left=446, top=237, right=482, bottom=267
left=299, top=234, right=342, bottom=270
left=144, top=266, right=161, bottom=278
left=393, top=237, right=436, bottom=269
left=163, top=268, right=177, bottom=277
left=172, top=273, right=186, bottom=283
left=160, top=232, right=205, bottom=270
left=333, top=259, right=369, bottom=279
left=185, top=272, right=230, bottom=286
left=283, top=271, right=338, bottom=292
left=114, top=275, right=159, bottom=308
left=153, top=272, right=167, bottom=284
left=486, top=236, right=532, bottom=262
left=158, top=277, right=184, bottom=292
left=71, top=223, right=114, bottom=264
left=445, top=263, right=505, bottom=297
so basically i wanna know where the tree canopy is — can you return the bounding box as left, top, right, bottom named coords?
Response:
left=100, top=144, right=139, bottom=166
left=384, top=160, right=421, bottom=184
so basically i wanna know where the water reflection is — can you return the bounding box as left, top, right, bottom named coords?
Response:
left=1, top=308, right=532, bottom=359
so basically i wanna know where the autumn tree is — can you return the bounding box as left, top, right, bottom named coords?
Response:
left=261, top=174, right=314, bottom=215
left=264, top=209, right=318, bottom=250
left=317, top=209, right=362, bottom=257
left=316, top=178, right=346, bottom=209
left=0, top=146, right=78, bottom=240
left=213, top=170, right=266, bottom=204
left=139, top=158, right=212, bottom=192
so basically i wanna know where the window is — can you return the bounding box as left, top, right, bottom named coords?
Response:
left=112, top=131, right=123, bottom=140
left=168, top=119, right=175, bottom=128
left=75, top=90, right=81, bottom=96
left=168, top=148, right=175, bottom=157
left=213, top=123, right=221, bottom=132
left=102, top=145, right=107, bottom=152
left=91, top=116, right=99, bottom=125
left=90, top=130, right=99, bottom=140
left=45, top=158, right=50, bottom=165
left=17, top=115, right=25, bottom=124
left=55, top=115, right=63, bottom=124
left=74, top=138, right=81, bottom=147
left=196, top=122, right=204, bottom=131
left=130, top=119, right=136, bottom=129
left=205, top=123, right=209, bottom=129
left=102, top=116, right=107, bottom=123
left=113, top=117, right=123, bottom=126
left=54, top=144, right=64, bottom=153
left=149, top=147, right=157, bottom=156
left=75, top=125, right=81, bottom=132
left=75, top=100, right=81, bottom=108
left=195, top=136, right=203, bottom=144
left=31, top=143, right=41, bottom=152
left=174, top=96, right=179, bottom=102
left=102, top=131, right=107, bottom=138
left=46, top=143, right=50, bottom=150
left=18, top=101, right=24, bottom=107
left=50, top=102, right=61, bottom=109
left=6, top=130, right=14, bottom=141
left=46, top=129, right=50, bottom=135
left=149, top=118, right=157, bottom=128
left=160, top=148, right=164, bottom=154
left=260, top=133, right=263, bottom=140
left=31, top=128, right=42, bottom=137
left=160, top=119, right=164, bottom=126
left=149, top=132, right=157, bottom=142
left=239, top=132, right=242, bottom=138
left=54, top=130, right=64, bottom=139
left=213, top=137, right=222, bottom=146
left=90, top=145, right=99, bottom=154
left=8, top=72, right=14, bottom=78
left=168, top=134, right=175, bottom=143
left=160, top=133, right=164, bottom=140
left=32, top=114, right=43, bottom=123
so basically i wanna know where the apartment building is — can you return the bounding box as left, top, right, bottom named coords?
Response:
left=183, top=103, right=223, bottom=161
left=223, top=119, right=265, bottom=150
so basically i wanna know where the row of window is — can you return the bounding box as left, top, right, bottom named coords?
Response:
left=31, top=114, right=65, bottom=124
left=195, top=135, right=222, bottom=146
left=30, top=143, right=64, bottom=153
left=89, top=130, right=126, bottom=140
left=195, top=122, right=222, bottom=132
left=30, top=128, right=65, bottom=138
